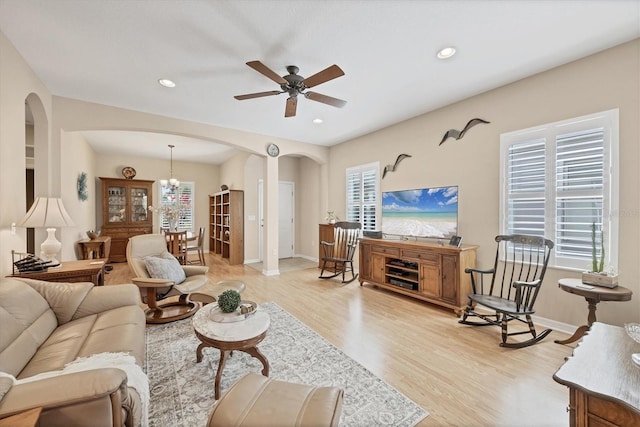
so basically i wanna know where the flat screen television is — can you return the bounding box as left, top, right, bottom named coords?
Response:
left=381, top=186, right=458, bottom=239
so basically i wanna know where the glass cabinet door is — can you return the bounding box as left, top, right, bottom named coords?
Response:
left=130, top=187, right=149, bottom=222
left=107, top=185, right=126, bottom=223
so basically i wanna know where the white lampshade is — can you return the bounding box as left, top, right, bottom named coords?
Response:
left=17, top=197, right=75, bottom=263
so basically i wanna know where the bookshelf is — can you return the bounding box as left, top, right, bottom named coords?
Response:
left=209, top=190, right=244, bottom=264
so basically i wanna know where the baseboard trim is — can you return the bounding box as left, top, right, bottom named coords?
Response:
left=474, top=304, right=577, bottom=336
left=244, top=258, right=260, bottom=264
left=294, top=254, right=317, bottom=262
left=262, top=269, right=280, bottom=276
left=532, top=315, right=577, bottom=335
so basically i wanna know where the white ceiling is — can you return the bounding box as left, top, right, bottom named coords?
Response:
left=1, top=0, right=639, bottom=164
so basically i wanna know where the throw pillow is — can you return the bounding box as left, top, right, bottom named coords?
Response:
left=143, top=253, right=186, bottom=285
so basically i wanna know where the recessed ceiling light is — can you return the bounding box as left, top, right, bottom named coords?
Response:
left=312, top=118, right=323, bottom=124
left=158, top=78, right=176, bottom=88
left=436, top=47, right=456, bottom=59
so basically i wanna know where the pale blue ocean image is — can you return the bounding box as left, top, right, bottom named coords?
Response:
left=382, top=187, right=458, bottom=238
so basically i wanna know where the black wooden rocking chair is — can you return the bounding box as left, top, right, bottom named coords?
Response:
left=459, top=234, right=554, bottom=348
left=319, top=221, right=362, bottom=283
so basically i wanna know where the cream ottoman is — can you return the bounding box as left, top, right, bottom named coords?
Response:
left=208, top=373, right=343, bottom=427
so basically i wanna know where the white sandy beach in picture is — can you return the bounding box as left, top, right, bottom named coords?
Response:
left=382, top=217, right=457, bottom=239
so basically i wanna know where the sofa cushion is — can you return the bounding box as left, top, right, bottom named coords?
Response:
left=0, top=278, right=57, bottom=376
left=19, top=279, right=94, bottom=324
left=144, top=253, right=186, bottom=284
left=19, top=305, right=146, bottom=378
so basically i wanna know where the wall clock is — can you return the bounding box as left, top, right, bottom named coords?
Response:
left=266, top=143, right=280, bottom=157
left=77, top=172, right=88, bottom=201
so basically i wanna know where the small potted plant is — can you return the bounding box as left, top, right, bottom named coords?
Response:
left=581, top=222, right=618, bottom=288
left=217, top=289, right=242, bottom=313
left=86, top=229, right=100, bottom=240
left=325, top=211, right=338, bottom=224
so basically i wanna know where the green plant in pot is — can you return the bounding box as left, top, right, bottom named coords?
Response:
left=217, top=289, right=242, bottom=313
left=581, top=222, right=618, bottom=288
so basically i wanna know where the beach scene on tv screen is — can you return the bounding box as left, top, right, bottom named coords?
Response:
left=382, top=186, right=458, bottom=238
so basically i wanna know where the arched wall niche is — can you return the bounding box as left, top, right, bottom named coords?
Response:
left=24, top=93, right=50, bottom=256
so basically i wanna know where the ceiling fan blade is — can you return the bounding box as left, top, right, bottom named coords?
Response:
left=302, top=64, right=345, bottom=88
left=234, top=91, right=282, bottom=100
left=305, top=91, right=347, bottom=108
left=285, top=97, right=298, bottom=117
left=246, top=61, right=287, bottom=85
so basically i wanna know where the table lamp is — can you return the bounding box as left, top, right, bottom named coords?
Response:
left=17, top=197, right=75, bottom=264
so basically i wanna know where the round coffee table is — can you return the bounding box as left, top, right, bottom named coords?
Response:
left=192, top=303, right=270, bottom=400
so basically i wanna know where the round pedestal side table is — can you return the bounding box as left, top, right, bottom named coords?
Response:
left=192, top=303, right=270, bottom=400
left=555, top=278, right=632, bottom=345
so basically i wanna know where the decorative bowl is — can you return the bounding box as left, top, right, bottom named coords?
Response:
left=624, top=323, right=640, bottom=367
left=87, top=231, right=100, bottom=240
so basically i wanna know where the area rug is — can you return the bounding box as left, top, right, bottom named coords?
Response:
left=145, top=302, right=428, bottom=426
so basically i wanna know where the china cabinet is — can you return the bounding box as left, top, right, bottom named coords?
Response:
left=99, top=177, right=153, bottom=262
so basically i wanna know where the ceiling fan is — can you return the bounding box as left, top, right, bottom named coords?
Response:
left=234, top=61, right=347, bottom=118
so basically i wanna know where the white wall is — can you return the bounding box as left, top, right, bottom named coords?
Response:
left=328, top=39, right=640, bottom=327
left=0, top=31, right=53, bottom=274
left=60, top=131, right=97, bottom=260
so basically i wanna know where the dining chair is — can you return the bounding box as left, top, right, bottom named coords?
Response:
left=165, top=230, right=188, bottom=265
left=186, top=227, right=206, bottom=265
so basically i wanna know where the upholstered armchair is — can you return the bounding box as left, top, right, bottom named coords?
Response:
left=126, top=234, right=212, bottom=324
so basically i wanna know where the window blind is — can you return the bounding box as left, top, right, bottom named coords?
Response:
left=555, top=128, right=604, bottom=259
left=346, top=163, right=379, bottom=231
left=500, top=109, right=618, bottom=270
left=160, top=182, right=194, bottom=231
left=506, top=138, right=546, bottom=237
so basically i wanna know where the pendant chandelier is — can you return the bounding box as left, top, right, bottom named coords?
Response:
left=160, top=144, right=180, bottom=189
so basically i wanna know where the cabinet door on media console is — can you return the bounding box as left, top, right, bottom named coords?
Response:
left=420, top=262, right=441, bottom=298
left=441, top=255, right=459, bottom=304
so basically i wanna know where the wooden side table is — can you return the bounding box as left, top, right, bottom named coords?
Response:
left=555, top=278, right=632, bottom=345
left=553, top=322, right=640, bottom=426
left=10, top=259, right=106, bottom=286
left=192, top=303, right=270, bottom=400
left=78, top=236, right=111, bottom=261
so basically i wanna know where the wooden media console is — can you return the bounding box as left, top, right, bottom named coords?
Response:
left=358, top=238, right=478, bottom=313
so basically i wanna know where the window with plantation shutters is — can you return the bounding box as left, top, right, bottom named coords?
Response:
left=500, top=110, right=618, bottom=271
left=159, top=181, right=195, bottom=232
left=346, top=162, right=380, bottom=231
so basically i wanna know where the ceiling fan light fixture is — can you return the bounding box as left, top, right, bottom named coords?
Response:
left=158, top=78, right=176, bottom=88
left=436, top=46, right=456, bottom=59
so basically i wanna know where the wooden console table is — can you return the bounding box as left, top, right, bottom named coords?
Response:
left=10, top=259, right=106, bottom=286
left=555, top=278, right=632, bottom=345
left=554, top=322, right=640, bottom=426
left=358, top=238, right=477, bottom=313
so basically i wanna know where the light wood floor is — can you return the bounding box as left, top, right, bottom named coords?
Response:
left=106, top=254, right=575, bottom=426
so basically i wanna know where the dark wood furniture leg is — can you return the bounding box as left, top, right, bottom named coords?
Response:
left=194, top=330, right=269, bottom=400
left=554, top=297, right=598, bottom=345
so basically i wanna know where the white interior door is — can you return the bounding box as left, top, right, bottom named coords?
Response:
left=279, top=182, right=294, bottom=258
left=258, top=180, right=294, bottom=261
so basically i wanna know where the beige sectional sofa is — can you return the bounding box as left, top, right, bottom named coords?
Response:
left=0, top=277, right=146, bottom=427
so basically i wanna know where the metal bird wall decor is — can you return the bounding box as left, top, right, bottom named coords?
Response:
left=382, top=154, right=412, bottom=179
left=439, top=118, right=490, bottom=146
